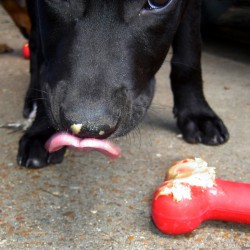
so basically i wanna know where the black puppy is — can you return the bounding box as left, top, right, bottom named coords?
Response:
left=18, top=0, right=229, bottom=168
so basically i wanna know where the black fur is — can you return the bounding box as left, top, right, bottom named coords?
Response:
left=18, top=0, right=229, bottom=168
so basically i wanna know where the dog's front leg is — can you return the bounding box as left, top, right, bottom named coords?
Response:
left=22, top=0, right=39, bottom=118
left=17, top=0, right=66, bottom=168
left=170, top=0, right=229, bottom=145
left=17, top=103, right=66, bottom=168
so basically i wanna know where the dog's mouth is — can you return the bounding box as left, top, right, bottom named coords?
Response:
left=45, top=132, right=121, bottom=159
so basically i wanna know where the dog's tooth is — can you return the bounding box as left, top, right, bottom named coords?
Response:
left=70, top=124, right=83, bottom=135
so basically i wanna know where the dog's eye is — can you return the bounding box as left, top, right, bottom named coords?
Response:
left=144, top=0, right=172, bottom=10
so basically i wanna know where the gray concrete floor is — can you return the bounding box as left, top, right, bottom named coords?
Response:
left=0, top=6, right=250, bottom=250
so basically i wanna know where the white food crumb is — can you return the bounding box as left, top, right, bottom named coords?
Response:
left=157, top=158, right=216, bottom=202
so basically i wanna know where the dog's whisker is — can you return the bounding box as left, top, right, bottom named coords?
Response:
left=132, top=126, right=142, bottom=148
left=129, top=129, right=136, bottom=145
left=136, top=127, right=142, bottom=148
left=25, top=98, right=47, bottom=106
left=124, top=133, right=132, bottom=146
left=29, top=88, right=49, bottom=95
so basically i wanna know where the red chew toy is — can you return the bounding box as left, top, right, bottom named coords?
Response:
left=151, top=158, right=250, bottom=235
left=22, top=43, right=30, bottom=59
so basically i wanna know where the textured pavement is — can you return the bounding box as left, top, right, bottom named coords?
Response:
left=0, top=6, right=250, bottom=250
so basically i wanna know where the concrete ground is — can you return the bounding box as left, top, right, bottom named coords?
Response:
left=0, top=6, right=250, bottom=250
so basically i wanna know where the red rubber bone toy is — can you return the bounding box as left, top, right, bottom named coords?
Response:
left=22, top=43, right=30, bottom=59
left=152, top=158, right=250, bottom=235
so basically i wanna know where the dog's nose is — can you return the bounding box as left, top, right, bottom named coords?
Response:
left=70, top=123, right=116, bottom=138
left=59, top=101, right=119, bottom=138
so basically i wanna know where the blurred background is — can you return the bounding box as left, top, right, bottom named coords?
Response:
left=201, top=0, right=250, bottom=63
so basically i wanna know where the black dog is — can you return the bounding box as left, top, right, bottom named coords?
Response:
left=17, top=0, right=229, bottom=168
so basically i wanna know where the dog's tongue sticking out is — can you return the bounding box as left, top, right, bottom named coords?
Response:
left=45, top=132, right=121, bottom=159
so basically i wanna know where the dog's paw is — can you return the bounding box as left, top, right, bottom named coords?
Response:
left=177, top=114, right=229, bottom=145
left=17, top=134, right=66, bottom=168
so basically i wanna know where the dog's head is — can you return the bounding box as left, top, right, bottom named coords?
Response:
left=37, top=0, right=185, bottom=139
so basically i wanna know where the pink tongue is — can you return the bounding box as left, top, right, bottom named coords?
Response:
left=44, top=132, right=121, bottom=159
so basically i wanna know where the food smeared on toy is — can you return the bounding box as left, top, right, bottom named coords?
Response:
left=155, top=158, right=215, bottom=202
left=152, top=158, right=250, bottom=235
